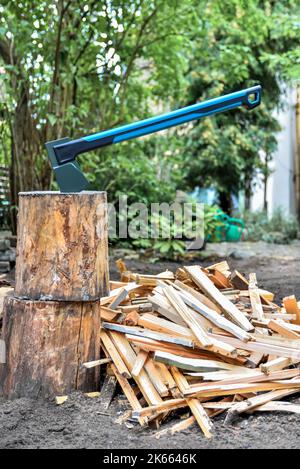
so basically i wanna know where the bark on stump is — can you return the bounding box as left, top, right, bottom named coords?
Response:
left=0, top=191, right=109, bottom=399
left=15, top=191, right=109, bottom=301
left=0, top=296, right=101, bottom=399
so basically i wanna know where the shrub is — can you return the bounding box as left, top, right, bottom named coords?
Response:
left=243, top=209, right=299, bottom=244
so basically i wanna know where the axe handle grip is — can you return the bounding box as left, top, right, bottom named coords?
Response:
left=53, top=85, right=262, bottom=165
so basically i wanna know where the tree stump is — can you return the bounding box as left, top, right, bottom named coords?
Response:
left=0, top=296, right=101, bottom=398
left=0, top=191, right=109, bottom=399
left=15, top=191, right=109, bottom=301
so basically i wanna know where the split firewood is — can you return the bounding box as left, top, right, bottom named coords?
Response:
left=283, top=295, right=300, bottom=325
left=91, top=260, right=300, bottom=439
left=123, top=311, right=140, bottom=326
left=225, top=387, right=300, bottom=424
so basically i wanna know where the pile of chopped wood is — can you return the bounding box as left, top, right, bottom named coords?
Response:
left=96, top=260, right=300, bottom=438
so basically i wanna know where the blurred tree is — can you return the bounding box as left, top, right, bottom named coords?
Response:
left=178, top=0, right=299, bottom=212
left=0, top=0, right=192, bottom=229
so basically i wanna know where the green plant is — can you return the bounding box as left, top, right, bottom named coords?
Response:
left=109, top=201, right=227, bottom=259
left=243, top=209, right=299, bottom=244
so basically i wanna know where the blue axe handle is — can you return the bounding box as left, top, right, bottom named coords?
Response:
left=53, top=85, right=262, bottom=165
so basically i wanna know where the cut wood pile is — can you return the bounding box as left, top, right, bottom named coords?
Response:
left=95, top=260, right=300, bottom=438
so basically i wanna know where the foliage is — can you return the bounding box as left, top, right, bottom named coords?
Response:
left=113, top=203, right=226, bottom=259
left=243, top=209, right=299, bottom=244
left=177, top=0, right=299, bottom=211
left=0, top=0, right=299, bottom=235
left=0, top=0, right=193, bottom=230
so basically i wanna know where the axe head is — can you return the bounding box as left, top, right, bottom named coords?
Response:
left=45, top=138, right=89, bottom=193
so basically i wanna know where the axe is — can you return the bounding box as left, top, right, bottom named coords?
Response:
left=45, top=85, right=262, bottom=193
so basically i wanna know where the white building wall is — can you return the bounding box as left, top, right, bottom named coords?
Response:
left=251, top=86, right=297, bottom=216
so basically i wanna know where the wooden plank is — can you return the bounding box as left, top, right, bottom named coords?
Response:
left=101, top=306, right=121, bottom=322
left=100, top=330, right=131, bottom=379
left=109, top=280, right=128, bottom=289
left=187, top=398, right=213, bottom=438
left=138, top=313, right=194, bottom=338
left=121, top=303, right=152, bottom=315
left=155, top=284, right=225, bottom=333
left=100, top=283, right=142, bottom=307
left=127, top=334, right=245, bottom=366
left=174, top=279, right=222, bottom=314
left=264, top=313, right=296, bottom=321
left=126, top=335, right=206, bottom=359
left=109, top=289, right=132, bottom=310
left=109, top=331, right=162, bottom=406
left=102, top=322, right=194, bottom=348
left=250, top=333, right=300, bottom=350
left=247, top=352, right=264, bottom=368
left=189, top=368, right=300, bottom=389
left=232, top=271, right=275, bottom=306
left=186, top=368, right=263, bottom=382
left=209, top=332, right=300, bottom=360
left=110, top=363, right=147, bottom=427
left=225, top=387, right=300, bottom=424
left=277, top=322, right=300, bottom=333
left=170, top=366, right=213, bottom=438
left=175, top=286, right=251, bottom=342
left=203, top=401, right=300, bottom=415
left=131, top=351, right=149, bottom=377
left=260, top=357, right=298, bottom=375
left=185, top=266, right=253, bottom=332
left=144, top=358, right=170, bottom=397
left=208, top=271, right=231, bottom=289
left=268, top=319, right=300, bottom=339
left=154, top=351, right=242, bottom=373
left=163, top=285, right=212, bottom=348
left=170, top=365, right=190, bottom=393
left=154, top=362, right=180, bottom=397
left=82, top=358, right=111, bottom=369
left=283, top=296, right=300, bottom=325
left=132, top=398, right=187, bottom=420
left=149, top=294, right=186, bottom=326
left=249, top=273, right=264, bottom=320
left=154, top=416, right=196, bottom=439
left=138, top=314, right=236, bottom=357
left=123, top=311, right=140, bottom=326
left=133, top=395, right=231, bottom=421
left=239, top=289, right=275, bottom=302
left=247, top=401, right=300, bottom=415
left=209, top=337, right=237, bottom=358
left=207, top=261, right=230, bottom=275
left=230, top=270, right=249, bottom=290
left=211, top=269, right=232, bottom=288
left=184, top=380, right=300, bottom=399
left=130, top=272, right=175, bottom=287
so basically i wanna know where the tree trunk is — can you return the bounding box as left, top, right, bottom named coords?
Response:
left=244, top=177, right=252, bottom=211
left=296, top=85, right=300, bottom=220
left=0, top=39, right=52, bottom=233
left=219, top=191, right=232, bottom=214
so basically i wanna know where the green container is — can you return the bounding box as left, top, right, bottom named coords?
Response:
left=214, top=212, right=245, bottom=242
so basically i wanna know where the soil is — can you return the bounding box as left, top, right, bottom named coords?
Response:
left=1, top=252, right=300, bottom=449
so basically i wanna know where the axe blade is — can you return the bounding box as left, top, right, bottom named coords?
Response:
left=45, top=138, right=89, bottom=193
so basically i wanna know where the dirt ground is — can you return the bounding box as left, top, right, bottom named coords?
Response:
left=1, top=251, right=300, bottom=449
